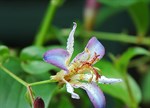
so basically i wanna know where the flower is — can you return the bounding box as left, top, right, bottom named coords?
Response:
left=43, top=22, right=122, bottom=108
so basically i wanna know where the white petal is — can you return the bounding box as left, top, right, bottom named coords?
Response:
left=66, top=22, right=77, bottom=57
left=66, top=82, right=80, bottom=99
left=98, top=76, right=123, bottom=84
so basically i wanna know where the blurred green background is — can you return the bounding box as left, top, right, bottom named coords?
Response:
left=0, top=0, right=150, bottom=108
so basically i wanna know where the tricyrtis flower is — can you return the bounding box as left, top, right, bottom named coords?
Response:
left=43, top=22, right=122, bottom=108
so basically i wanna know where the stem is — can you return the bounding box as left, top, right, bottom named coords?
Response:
left=0, top=64, right=28, bottom=87
left=61, top=29, right=150, bottom=46
left=27, top=86, right=34, bottom=106
left=34, top=0, right=62, bottom=46
left=29, top=79, right=56, bottom=86
left=87, top=31, right=150, bottom=45
left=0, top=63, right=57, bottom=107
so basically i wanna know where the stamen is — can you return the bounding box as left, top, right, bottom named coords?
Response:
left=92, top=67, right=100, bottom=81
left=85, top=48, right=91, bottom=61
left=65, top=52, right=101, bottom=81
left=89, top=71, right=94, bottom=82
left=89, top=52, right=100, bottom=64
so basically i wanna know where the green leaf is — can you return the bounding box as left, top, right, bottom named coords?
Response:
left=98, top=0, right=150, bottom=7
left=21, top=61, right=56, bottom=75
left=0, top=57, right=30, bottom=108
left=49, top=92, right=75, bottom=108
left=0, top=45, right=9, bottom=55
left=95, top=60, right=142, bottom=107
left=116, top=47, right=150, bottom=73
left=20, top=46, right=60, bottom=75
left=57, top=96, right=74, bottom=108
left=0, top=45, right=10, bottom=62
left=128, top=2, right=150, bottom=36
left=0, top=57, right=57, bottom=108
left=141, top=70, right=150, bottom=103
left=20, top=45, right=65, bottom=61
left=104, top=47, right=149, bottom=106
left=20, top=46, right=46, bottom=61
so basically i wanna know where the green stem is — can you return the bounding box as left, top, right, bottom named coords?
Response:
left=27, top=86, right=34, bottom=106
left=85, top=31, right=150, bottom=46
left=29, top=79, right=56, bottom=86
left=34, top=0, right=62, bottom=46
left=0, top=64, right=56, bottom=87
left=61, top=29, right=150, bottom=46
left=0, top=64, right=28, bottom=87
left=0, top=63, right=57, bottom=107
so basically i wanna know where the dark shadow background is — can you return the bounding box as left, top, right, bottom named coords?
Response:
left=0, top=0, right=136, bottom=47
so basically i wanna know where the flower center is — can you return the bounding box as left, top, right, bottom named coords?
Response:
left=64, top=52, right=101, bottom=82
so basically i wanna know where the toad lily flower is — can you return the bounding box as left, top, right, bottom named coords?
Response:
left=43, top=22, right=122, bottom=108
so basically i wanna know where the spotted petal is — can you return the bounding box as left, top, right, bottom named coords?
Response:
left=77, top=82, right=105, bottom=108
left=66, top=22, right=77, bottom=57
left=86, top=37, right=105, bottom=60
left=72, top=37, right=105, bottom=64
left=98, top=76, right=123, bottom=84
left=43, top=48, right=69, bottom=71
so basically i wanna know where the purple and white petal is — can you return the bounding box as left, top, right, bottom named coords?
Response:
left=86, top=37, right=105, bottom=60
left=66, top=22, right=77, bottom=57
left=98, top=76, right=123, bottom=84
left=43, top=48, right=69, bottom=71
left=77, top=82, right=105, bottom=108
left=72, top=37, right=105, bottom=64
left=66, top=82, right=80, bottom=99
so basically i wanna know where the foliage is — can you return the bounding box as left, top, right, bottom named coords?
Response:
left=0, top=0, right=150, bottom=108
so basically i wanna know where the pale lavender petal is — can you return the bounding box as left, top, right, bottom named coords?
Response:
left=77, top=82, right=106, bottom=108
left=66, top=22, right=77, bottom=57
left=72, top=37, right=105, bottom=64
left=86, top=37, right=105, bottom=60
left=43, top=48, right=69, bottom=71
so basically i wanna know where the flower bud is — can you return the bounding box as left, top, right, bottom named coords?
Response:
left=34, top=97, right=45, bottom=108
left=84, top=0, right=100, bottom=30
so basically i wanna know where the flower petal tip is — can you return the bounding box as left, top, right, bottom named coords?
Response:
left=79, top=82, right=105, bottom=108
left=99, top=76, right=123, bottom=84
left=73, top=22, right=77, bottom=28
left=66, top=82, right=80, bottom=99
left=86, top=37, right=105, bottom=60
left=66, top=22, right=77, bottom=56
left=71, top=94, right=80, bottom=99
